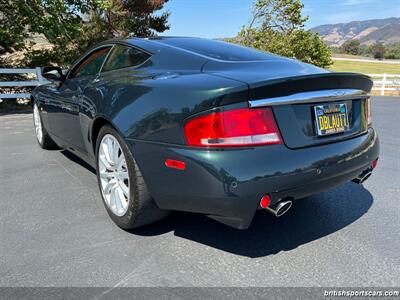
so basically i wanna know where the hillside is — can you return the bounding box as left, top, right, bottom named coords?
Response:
left=311, top=17, right=400, bottom=47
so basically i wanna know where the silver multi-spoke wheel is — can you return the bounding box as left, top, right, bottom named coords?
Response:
left=98, top=134, right=130, bottom=216
left=96, top=125, right=169, bottom=229
left=33, top=104, right=43, bottom=143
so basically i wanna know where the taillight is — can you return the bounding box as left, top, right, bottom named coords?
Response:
left=366, top=98, right=372, bottom=126
left=184, top=107, right=282, bottom=147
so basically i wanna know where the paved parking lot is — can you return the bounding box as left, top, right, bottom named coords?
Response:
left=0, top=97, right=399, bottom=288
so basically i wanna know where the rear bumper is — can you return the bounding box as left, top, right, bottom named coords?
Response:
left=127, top=128, right=379, bottom=229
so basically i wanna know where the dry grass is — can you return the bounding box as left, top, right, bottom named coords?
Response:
left=371, top=90, right=400, bottom=96
left=329, top=60, right=400, bottom=75
left=329, top=60, right=400, bottom=96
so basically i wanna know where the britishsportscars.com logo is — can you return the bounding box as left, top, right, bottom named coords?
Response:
left=324, top=289, right=399, bottom=298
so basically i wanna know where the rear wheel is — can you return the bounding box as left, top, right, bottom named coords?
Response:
left=33, top=102, right=59, bottom=149
left=95, top=125, right=169, bottom=229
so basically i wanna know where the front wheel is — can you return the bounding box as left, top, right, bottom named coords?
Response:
left=95, top=125, right=169, bottom=229
left=33, top=102, right=59, bottom=149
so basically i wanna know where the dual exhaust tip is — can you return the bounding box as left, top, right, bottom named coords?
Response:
left=262, top=168, right=372, bottom=217
left=352, top=169, right=373, bottom=185
left=260, top=159, right=377, bottom=217
left=266, top=200, right=293, bottom=217
left=260, top=195, right=292, bottom=217
left=353, top=159, right=378, bottom=185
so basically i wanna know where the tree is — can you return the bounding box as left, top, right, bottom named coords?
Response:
left=341, top=39, right=360, bottom=55
left=247, top=0, right=307, bottom=36
left=370, top=42, right=385, bottom=60
left=0, top=0, right=170, bottom=67
left=0, top=0, right=30, bottom=66
left=232, top=0, right=332, bottom=68
left=384, top=43, right=400, bottom=59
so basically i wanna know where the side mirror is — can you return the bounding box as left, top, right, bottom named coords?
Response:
left=42, top=66, right=64, bottom=81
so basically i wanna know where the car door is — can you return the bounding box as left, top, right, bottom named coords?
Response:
left=82, top=44, right=151, bottom=114
left=80, top=43, right=152, bottom=153
left=47, top=46, right=112, bottom=151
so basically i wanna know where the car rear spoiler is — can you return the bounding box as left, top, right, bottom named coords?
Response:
left=248, top=89, right=369, bottom=107
left=248, top=72, right=373, bottom=104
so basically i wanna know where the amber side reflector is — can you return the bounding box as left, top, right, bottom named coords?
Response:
left=165, top=159, right=186, bottom=170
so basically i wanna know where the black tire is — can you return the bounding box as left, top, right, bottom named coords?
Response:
left=33, top=102, right=59, bottom=150
left=95, top=125, right=169, bottom=229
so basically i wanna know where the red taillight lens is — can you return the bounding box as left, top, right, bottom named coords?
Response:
left=184, top=107, right=282, bottom=147
left=366, top=98, right=372, bottom=126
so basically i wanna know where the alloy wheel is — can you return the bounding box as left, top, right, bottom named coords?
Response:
left=33, top=104, right=43, bottom=143
left=98, top=134, right=130, bottom=216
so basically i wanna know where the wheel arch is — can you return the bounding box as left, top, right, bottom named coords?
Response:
left=91, top=116, right=124, bottom=154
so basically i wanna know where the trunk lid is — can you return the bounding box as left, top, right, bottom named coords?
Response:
left=202, top=57, right=328, bottom=85
left=202, top=59, right=373, bottom=149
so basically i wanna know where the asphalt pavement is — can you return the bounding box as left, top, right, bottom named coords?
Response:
left=0, top=97, right=399, bottom=288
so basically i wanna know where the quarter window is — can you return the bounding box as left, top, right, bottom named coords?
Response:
left=102, top=45, right=150, bottom=72
left=69, top=47, right=111, bottom=79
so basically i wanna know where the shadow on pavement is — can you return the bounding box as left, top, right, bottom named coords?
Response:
left=61, top=150, right=96, bottom=174
left=133, top=183, right=373, bottom=258
left=60, top=149, right=373, bottom=258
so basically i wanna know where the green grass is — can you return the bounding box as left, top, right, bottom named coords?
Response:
left=329, top=60, right=400, bottom=75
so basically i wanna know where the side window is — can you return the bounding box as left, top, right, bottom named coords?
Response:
left=102, top=45, right=150, bottom=72
left=69, top=47, right=111, bottom=79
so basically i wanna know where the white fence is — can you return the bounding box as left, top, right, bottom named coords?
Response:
left=367, top=74, right=400, bottom=96
left=0, top=68, right=49, bottom=99
left=0, top=68, right=399, bottom=99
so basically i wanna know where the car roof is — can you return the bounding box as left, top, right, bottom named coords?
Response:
left=120, top=36, right=278, bottom=62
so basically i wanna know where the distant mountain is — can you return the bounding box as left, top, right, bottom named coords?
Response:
left=311, top=17, right=400, bottom=47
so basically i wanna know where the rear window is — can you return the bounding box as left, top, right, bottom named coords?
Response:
left=158, top=38, right=274, bottom=61
left=102, top=44, right=150, bottom=72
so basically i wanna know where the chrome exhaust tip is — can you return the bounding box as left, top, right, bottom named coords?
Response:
left=352, top=170, right=372, bottom=184
left=265, top=200, right=293, bottom=217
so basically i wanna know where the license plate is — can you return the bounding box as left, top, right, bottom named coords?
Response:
left=314, top=103, right=349, bottom=136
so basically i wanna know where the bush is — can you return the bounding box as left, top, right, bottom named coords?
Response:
left=341, top=39, right=360, bottom=55
left=370, top=42, right=385, bottom=60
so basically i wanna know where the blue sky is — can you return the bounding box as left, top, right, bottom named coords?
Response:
left=161, top=0, right=400, bottom=38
